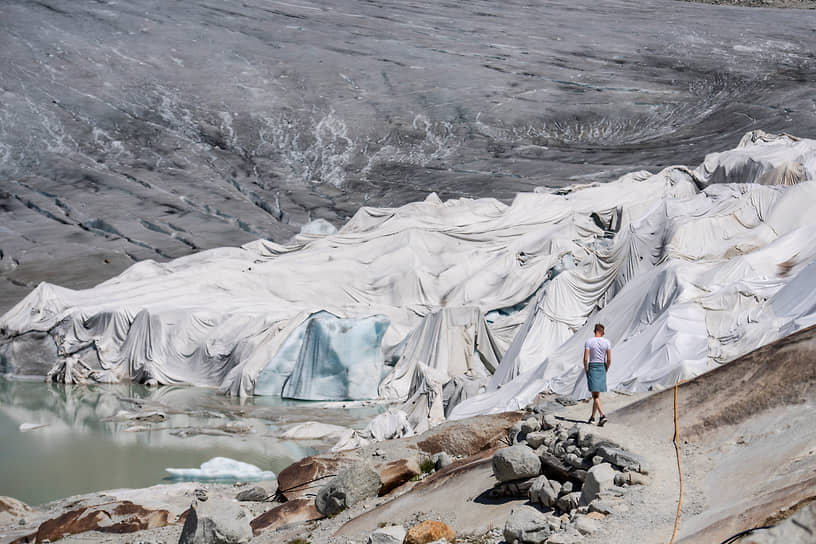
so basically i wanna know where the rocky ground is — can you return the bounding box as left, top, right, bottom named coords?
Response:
left=2, top=326, right=815, bottom=544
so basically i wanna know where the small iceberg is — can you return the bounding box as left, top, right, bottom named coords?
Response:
left=19, top=422, right=49, bottom=432
left=165, top=457, right=275, bottom=481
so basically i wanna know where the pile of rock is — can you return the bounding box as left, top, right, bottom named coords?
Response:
left=493, top=415, right=649, bottom=544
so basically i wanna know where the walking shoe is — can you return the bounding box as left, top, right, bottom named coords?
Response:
left=598, top=415, right=608, bottom=427
left=587, top=416, right=595, bottom=424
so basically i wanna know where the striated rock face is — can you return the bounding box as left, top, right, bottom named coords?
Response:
left=0, top=497, right=33, bottom=525
left=276, top=450, right=360, bottom=501
left=376, top=458, right=421, bottom=496
left=249, top=499, right=321, bottom=535
left=404, top=520, right=456, bottom=544
left=14, top=501, right=177, bottom=543
left=743, top=502, right=816, bottom=543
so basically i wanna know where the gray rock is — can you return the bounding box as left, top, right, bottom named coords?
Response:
left=431, top=451, right=453, bottom=470
left=596, top=445, right=649, bottom=474
left=178, top=499, right=253, bottom=544
left=547, top=532, right=580, bottom=544
left=315, top=463, right=382, bottom=516
left=503, top=505, right=551, bottom=544
left=537, top=451, right=574, bottom=484
left=559, top=481, right=574, bottom=496
left=492, top=445, right=542, bottom=482
left=564, top=453, right=583, bottom=468
left=592, top=455, right=604, bottom=465
left=589, top=498, right=618, bottom=515
left=542, top=415, right=559, bottom=431
left=580, top=463, right=616, bottom=505
left=520, top=416, right=541, bottom=434
left=529, top=476, right=560, bottom=508
left=574, top=515, right=601, bottom=535
left=368, top=525, right=407, bottom=544
left=575, top=427, right=594, bottom=448
left=235, top=485, right=272, bottom=502
left=572, top=469, right=587, bottom=482
left=614, top=471, right=649, bottom=486
left=491, top=477, right=537, bottom=498
left=525, top=431, right=552, bottom=449
left=556, top=491, right=581, bottom=513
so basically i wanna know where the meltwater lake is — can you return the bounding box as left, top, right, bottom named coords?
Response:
left=0, top=377, right=383, bottom=505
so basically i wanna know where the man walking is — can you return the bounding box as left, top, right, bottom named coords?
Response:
left=584, top=323, right=611, bottom=426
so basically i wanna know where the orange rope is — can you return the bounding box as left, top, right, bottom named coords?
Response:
left=669, top=379, right=687, bottom=544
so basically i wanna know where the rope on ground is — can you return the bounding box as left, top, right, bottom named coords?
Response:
left=669, top=379, right=687, bottom=544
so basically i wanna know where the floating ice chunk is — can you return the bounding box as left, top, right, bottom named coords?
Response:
left=165, top=457, right=275, bottom=481
left=19, top=422, right=48, bottom=432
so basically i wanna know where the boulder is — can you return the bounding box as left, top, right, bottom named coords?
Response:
left=416, top=411, right=525, bottom=457
left=431, top=451, right=453, bottom=470
left=492, top=445, right=541, bottom=482
left=541, top=415, right=559, bottom=431
left=520, top=417, right=541, bottom=434
left=377, top=458, right=420, bottom=495
left=547, top=532, right=580, bottom=544
left=574, top=515, right=601, bottom=535
left=589, top=498, right=618, bottom=515
left=525, top=431, right=553, bottom=449
left=178, top=499, right=252, bottom=544
left=404, top=520, right=455, bottom=544
left=276, top=450, right=360, bottom=500
left=580, top=463, right=616, bottom=505
left=529, top=476, right=560, bottom=508
left=315, top=463, right=382, bottom=516
left=595, top=445, right=649, bottom=474
left=249, top=499, right=321, bottom=535
left=503, top=506, right=551, bottom=544
left=556, top=492, right=581, bottom=513
left=234, top=485, right=272, bottom=502
left=536, top=451, right=573, bottom=484
left=615, top=471, right=649, bottom=486
left=368, top=524, right=407, bottom=544
left=491, top=477, right=537, bottom=498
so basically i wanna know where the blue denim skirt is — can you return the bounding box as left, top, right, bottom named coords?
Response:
left=587, top=362, right=607, bottom=392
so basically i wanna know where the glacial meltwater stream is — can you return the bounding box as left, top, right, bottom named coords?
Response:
left=0, top=377, right=383, bottom=505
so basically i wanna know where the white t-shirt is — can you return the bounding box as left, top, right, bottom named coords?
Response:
left=584, top=337, right=611, bottom=363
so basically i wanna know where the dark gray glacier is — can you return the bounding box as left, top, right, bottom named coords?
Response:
left=1, top=0, right=815, bottom=311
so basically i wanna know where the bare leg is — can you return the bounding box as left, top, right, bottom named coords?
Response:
left=590, top=392, right=600, bottom=419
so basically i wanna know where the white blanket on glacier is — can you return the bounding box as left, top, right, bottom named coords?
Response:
left=2, top=131, right=816, bottom=412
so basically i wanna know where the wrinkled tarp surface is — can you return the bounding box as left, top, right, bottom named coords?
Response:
left=2, top=131, right=816, bottom=423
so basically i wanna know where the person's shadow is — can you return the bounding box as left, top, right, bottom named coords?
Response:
left=554, top=414, right=586, bottom=425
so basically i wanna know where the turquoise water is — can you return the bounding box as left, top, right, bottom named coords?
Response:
left=0, top=378, right=382, bottom=505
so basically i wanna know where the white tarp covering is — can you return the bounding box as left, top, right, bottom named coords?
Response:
left=2, top=130, right=816, bottom=418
